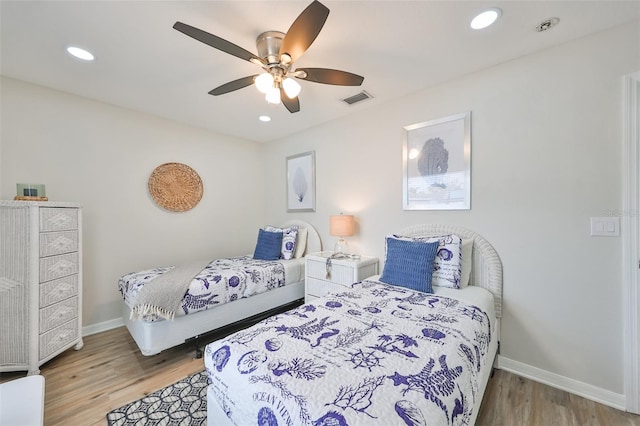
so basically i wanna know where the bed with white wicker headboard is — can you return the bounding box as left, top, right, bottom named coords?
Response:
left=205, top=223, right=503, bottom=426
left=398, top=223, right=503, bottom=319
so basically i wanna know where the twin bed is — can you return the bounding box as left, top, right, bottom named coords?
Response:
left=119, top=222, right=502, bottom=425
left=203, top=223, right=503, bottom=426
left=119, top=220, right=321, bottom=356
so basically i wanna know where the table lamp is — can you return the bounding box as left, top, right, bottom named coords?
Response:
left=330, top=214, right=355, bottom=257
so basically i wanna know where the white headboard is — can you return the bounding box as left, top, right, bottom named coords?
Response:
left=282, top=220, right=322, bottom=256
left=398, top=224, right=503, bottom=318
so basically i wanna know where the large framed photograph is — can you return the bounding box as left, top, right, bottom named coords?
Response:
left=286, top=151, right=316, bottom=212
left=403, top=112, right=471, bottom=210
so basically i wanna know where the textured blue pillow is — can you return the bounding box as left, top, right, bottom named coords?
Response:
left=392, top=234, right=463, bottom=288
left=379, top=237, right=439, bottom=293
left=253, top=229, right=283, bottom=260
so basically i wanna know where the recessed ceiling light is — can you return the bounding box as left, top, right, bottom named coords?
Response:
left=66, top=46, right=95, bottom=61
left=259, top=115, right=271, bottom=122
left=470, top=8, right=502, bottom=30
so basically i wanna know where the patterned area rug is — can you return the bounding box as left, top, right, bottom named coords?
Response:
left=106, top=371, right=208, bottom=426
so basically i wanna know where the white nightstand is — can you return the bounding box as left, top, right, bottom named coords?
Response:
left=305, top=251, right=379, bottom=303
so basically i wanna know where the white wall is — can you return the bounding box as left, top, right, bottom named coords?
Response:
left=0, top=77, right=265, bottom=325
left=264, top=21, right=639, bottom=399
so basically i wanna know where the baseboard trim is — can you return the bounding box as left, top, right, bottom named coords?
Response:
left=497, top=355, right=625, bottom=411
left=82, top=318, right=124, bottom=337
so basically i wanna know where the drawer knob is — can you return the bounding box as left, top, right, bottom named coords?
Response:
left=48, top=237, right=74, bottom=251
left=49, top=260, right=74, bottom=274
left=46, top=214, right=72, bottom=228
left=57, top=284, right=72, bottom=294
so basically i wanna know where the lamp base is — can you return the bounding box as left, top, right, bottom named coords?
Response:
left=334, top=238, right=349, bottom=258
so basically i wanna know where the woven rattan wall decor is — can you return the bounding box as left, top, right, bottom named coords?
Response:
left=148, top=163, right=203, bottom=212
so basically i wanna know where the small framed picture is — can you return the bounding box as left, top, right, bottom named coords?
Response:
left=403, top=112, right=471, bottom=210
left=286, top=151, right=315, bottom=212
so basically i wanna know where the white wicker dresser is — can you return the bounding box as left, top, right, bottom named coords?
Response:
left=0, top=201, right=83, bottom=375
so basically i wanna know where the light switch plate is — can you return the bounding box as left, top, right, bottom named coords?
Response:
left=590, top=217, right=620, bottom=237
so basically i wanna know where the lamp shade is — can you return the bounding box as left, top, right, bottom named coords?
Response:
left=330, top=214, right=355, bottom=237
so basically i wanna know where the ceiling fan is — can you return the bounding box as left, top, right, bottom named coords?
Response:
left=173, top=0, right=364, bottom=113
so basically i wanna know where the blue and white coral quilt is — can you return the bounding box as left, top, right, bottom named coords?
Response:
left=119, top=256, right=285, bottom=319
left=204, top=280, right=494, bottom=426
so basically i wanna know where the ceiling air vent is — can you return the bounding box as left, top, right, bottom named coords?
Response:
left=341, top=90, right=373, bottom=105
left=536, top=17, right=560, bottom=32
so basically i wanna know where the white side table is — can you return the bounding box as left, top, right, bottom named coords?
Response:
left=305, top=251, right=378, bottom=303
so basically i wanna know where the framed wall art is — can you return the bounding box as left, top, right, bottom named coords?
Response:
left=403, top=112, right=471, bottom=210
left=286, top=150, right=315, bottom=212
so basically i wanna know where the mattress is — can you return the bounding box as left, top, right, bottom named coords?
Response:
left=204, top=279, right=497, bottom=425
left=119, top=256, right=305, bottom=319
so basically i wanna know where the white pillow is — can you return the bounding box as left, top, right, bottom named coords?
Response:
left=293, top=228, right=308, bottom=258
left=460, top=238, right=473, bottom=288
left=264, top=225, right=298, bottom=260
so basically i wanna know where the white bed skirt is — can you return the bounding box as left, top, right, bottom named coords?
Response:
left=122, top=280, right=305, bottom=356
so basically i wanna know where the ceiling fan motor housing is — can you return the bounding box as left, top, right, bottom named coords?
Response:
left=256, top=31, right=285, bottom=65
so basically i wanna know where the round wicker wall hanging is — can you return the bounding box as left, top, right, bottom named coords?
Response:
left=148, top=162, right=203, bottom=212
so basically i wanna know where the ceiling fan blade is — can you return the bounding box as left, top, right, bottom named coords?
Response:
left=279, top=1, right=329, bottom=64
left=173, top=21, right=263, bottom=65
left=296, top=68, right=364, bottom=86
left=280, top=88, right=300, bottom=113
left=209, top=75, right=258, bottom=96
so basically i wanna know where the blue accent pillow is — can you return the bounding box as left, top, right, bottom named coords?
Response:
left=392, top=234, right=463, bottom=288
left=253, top=229, right=283, bottom=260
left=379, top=237, right=439, bottom=293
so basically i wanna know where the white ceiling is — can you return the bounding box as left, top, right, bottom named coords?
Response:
left=2, top=1, right=639, bottom=143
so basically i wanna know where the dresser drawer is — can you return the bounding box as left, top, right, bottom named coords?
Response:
left=39, top=230, right=79, bottom=257
left=40, top=208, right=78, bottom=232
left=307, top=260, right=355, bottom=286
left=39, top=319, right=79, bottom=360
left=40, top=275, right=78, bottom=307
left=306, top=277, right=350, bottom=298
left=40, top=252, right=79, bottom=282
left=40, top=296, right=78, bottom=332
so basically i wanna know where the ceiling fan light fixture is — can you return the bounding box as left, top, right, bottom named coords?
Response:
left=174, top=1, right=362, bottom=114
left=255, top=73, right=274, bottom=94
left=470, top=8, right=501, bottom=30
left=265, top=86, right=281, bottom=104
left=282, top=77, right=301, bottom=99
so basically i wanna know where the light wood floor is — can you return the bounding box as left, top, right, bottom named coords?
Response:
left=1, top=326, right=639, bottom=426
